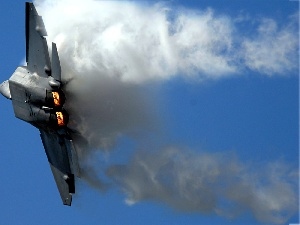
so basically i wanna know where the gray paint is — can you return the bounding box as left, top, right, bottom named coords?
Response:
left=0, top=2, right=79, bottom=206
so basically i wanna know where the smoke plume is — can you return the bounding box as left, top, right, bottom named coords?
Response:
left=107, top=148, right=298, bottom=224
left=34, top=0, right=298, bottom=224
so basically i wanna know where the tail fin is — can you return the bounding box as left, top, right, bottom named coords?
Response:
left=51, top=42, right=62, bottom=82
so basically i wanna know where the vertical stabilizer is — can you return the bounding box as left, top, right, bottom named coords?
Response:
left=51, top=43, right=62, bottom=81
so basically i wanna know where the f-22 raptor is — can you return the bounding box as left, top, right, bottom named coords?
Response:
left=0, top=2, right=80, bottom=206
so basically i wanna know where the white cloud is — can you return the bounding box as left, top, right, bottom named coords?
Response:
left=242, top=17, right=299, bottom=75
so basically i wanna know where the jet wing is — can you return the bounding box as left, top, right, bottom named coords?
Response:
left=39, top=129, right=79, bottom=206
left=25, top=2, right=51, bottom=78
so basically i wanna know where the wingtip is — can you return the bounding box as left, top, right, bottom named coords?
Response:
left=63, top=194, right=72, bottom=206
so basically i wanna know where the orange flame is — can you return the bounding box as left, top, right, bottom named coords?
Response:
left=56, top=112, right=65, bottom=126
left=52, top=92, right=61, bottom=107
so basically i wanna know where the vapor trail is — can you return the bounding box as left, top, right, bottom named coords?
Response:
left=35, top=0, right=298, bottom=148
left=37, top=0, right=298, bottom=84
left=34, top=0, right=298, bottom=224
left=107, top=148, right=298, bottom=225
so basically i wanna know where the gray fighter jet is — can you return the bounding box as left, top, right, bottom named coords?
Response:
left=0, top=2, right=80, bottom=206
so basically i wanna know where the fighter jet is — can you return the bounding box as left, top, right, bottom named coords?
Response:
left=0, top=2, right=80, bottom=206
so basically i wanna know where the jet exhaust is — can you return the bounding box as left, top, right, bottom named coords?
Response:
left=51, top=91, right=62, bottom=107
left=34, top=0, right=298, bottom=224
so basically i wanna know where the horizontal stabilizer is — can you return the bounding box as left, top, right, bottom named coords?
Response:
left=51, top=43, right=61, bottom=81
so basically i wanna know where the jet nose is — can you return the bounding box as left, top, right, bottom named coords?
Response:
left=0, top=80, right=11, bottom=99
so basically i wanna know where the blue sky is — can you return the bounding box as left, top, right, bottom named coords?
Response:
left=0, top=1, right=299, bottom=225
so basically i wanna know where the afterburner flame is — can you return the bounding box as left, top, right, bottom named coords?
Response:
left=52, top=92, right=61, bottom=107
left=56, top=112, right=65, bottom=126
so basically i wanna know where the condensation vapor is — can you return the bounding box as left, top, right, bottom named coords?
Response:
left=107, top=148, right=298, bottom=225
left=34, top=0, right=298, bottom=224
left=36, top=0, right=298, bottom=149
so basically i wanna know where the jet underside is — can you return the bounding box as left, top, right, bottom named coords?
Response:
left=0, top=2, right=80, bottom=206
